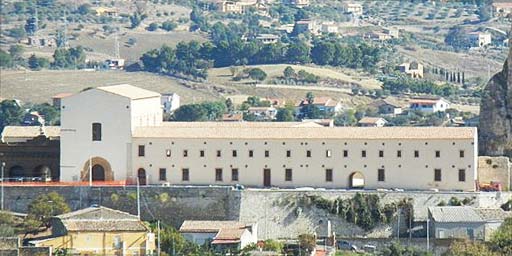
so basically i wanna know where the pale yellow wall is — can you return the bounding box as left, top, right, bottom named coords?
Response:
left=34, top=231, right=155, bottom=255
left=132, top=136, right=477, bottom=191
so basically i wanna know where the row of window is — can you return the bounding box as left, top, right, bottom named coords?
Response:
left=139, top=145, right=466, bottom=159
left=156, top=168, right=466, bottom=183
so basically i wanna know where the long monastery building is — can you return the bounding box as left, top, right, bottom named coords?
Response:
left=59, top=84, right=478, bottom=191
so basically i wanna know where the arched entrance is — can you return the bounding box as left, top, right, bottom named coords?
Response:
left=349, top=172, right=365, bottom=189
left=81, top=157, right=114, bottom=182
left=33, top=165, right=51, bottom=180
left=92, top=164, right=106, bottom=181
left=137, top=168, right=147, bottom=185
left=9, top=166, right=25, bottom=178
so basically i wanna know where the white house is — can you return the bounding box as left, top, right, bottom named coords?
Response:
left=371, top=99, right=402, bottom=116
left=342, top=2, right=363, bottom=16
left=409, top=97, right=450, bottom=113
left=59, top=84, right=478, bottom=191
left=295, top=97, right=343, bottom=115
left=161, top=93, right=180, bottom=113
left=247, top=107, right=277, bottom=121
left=179, top=221, right=258, bottom=251
left=468, top=32, right=492, bottom=48
left=358, top=117, right=388, bottom=127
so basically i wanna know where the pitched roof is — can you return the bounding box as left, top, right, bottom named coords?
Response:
left=54, top=206, right=149, bottom=232
left=179, top=221, right=247, bottom=233
left=358, top=117, right=387, bottom=124
left=133, top=123, right=475, bottom=140
left=371, top=99, right=401, bottom=108
left=96, top=84, right=160, bottom=100
left=52, top=93, right=73, bottom=99
left=296, top=97, right=339, bottom=107
left=1, top=126, right=60, bottom=139
left=429, top=207, right=511, bottom=223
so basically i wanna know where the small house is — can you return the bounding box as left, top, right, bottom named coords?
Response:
left=342, top=2, right=363, bottom=16
left=296, top=97, right=343, bottom=114
left=409, top=97, right=450, bottom=113
left=358, top=117, right=388, bottom=127
left=371, top=99, right=402, bottom=116
left=398, top=61, right=424, bottom=78
left=247, top=107, right=277, bottom=121
left=161, top=93, right=180, bottom=113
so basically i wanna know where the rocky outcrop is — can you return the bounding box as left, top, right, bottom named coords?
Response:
left=479, top=45, right=512, bottom=158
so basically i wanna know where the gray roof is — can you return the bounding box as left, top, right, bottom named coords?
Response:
left=429, top=207, right=511, bottom=223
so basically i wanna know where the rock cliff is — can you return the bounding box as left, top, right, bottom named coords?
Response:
left=479, top=45, right=512, bottom=157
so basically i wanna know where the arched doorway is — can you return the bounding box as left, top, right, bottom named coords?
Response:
left=33, top=165, right=51, bottom=180
left=349, top=172, right=365, bottom=189
left=9, top=166, right=25, bottom=178
left=137, top=168, right=147, bottom=185
left=92, top=164, right=106, bottom=181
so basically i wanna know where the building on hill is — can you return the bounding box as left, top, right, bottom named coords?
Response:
left=409, top=97, right=450, bottom=113
left=398, top=62, right=424, bottom=78
left=179, top=221, right=257, bottom=251
left=161, top=93, right=180, bottom=114
left=294, top=20, right=319, bottom=35
left=295, top=97, right=343, bottom=115
left=52, top=93, right=73, bottom=108
left=288, top=0, right=310, bottom=8
left=467, top=32, right=492, bottom=48
left=247, top=107, right=277, bottom=121
left=29, top=206, right=155, bottom=254
left=0, top=126, right=60, bottom=181
left=492, top=2, right=512, bottom=18
left=255, top=34, right=280, bottom=44
left=428, top=206, right=512, bottom=241
left=370, top=99, right=402, bottom=116
left=342, top=2, right=363, bottom=16
left=59, top=84, right=478, bottom=191
left=358, top=117, right=388, bottom=127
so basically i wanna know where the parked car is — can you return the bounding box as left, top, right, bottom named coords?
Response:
left=337, top=240, right=358, bottom=251
left=363, top=244, right=377, bottom=253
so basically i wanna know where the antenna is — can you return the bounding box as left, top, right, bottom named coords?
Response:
left=137, top=177, right=141, bottom=220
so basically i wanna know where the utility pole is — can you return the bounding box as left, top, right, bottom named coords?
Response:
left=157, top=220, right=161, bottom=256
left=397, top=208, right=401, bottom=240
left=89, top=155, right=92, bottom=186
left=426, top=217, right=430, bottom=252
left=1, top=162, right=5, bottom=211
left=137, top=177, right=141, bottom=220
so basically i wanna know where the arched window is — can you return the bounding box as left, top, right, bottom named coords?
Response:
left=138, top=168, right=147, bottom=185
left=92, top=164, right=105, bottom=181
left=92, top=123, right=102, bottom=141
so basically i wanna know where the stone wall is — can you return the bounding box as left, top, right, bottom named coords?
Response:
left=478, top=156, right=511, bottom=190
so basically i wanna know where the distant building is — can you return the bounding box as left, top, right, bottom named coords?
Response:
left=93, top=7, right=119, bottom=17
left=398, top=61, right=424, bottom=78
left=467, top=32, right=492, bottom=48
left=247, top=106, right=277, bottom=121
left=358, top=117, right=388, bottom=127
left=492, top=2, right=512, bottom=17
left=368, top=31, right=392, bottom=41
left=289, top=0, right=310, bottom=8
left=296, top=97, right=342, bottom=115
left=294, top=20, right=319, bottom=34
left=22, top=111, right=45, bottom=126
left=409, top=97, right=450, bottom=113
left=342, top=2, right=363, bottom=16
left=428, top=206, right=512, bottom=241
left=161, top=93, right=180, bottom=113
left=321, top=22, right=339, bottom=34
left=105, top=58, right=125, bottom=70
left=216, top=0, right=265, bottom=14
left=30, top=206, right=155, bottom=254
left=179, top=221, right=258, bottom=251
left=370, top=99, right=403, bottom=116
left=222, top=113, right=244, bottom=122
left=255, top=34, right=280, bottom=44
left=384, top=28, right=399, bottom=38
left=26, top=36, right=57, bottom=47
left=265, top=98, right=287, bottom=108
left=52, top=93, right=72, bottom=108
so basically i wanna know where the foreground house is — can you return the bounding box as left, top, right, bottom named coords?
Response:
left=29, top=206, right=155, bottom=254
left=428, top=206, right=512, bottom=241
left=358, top=117, right=388, bottom=127
left=59, top=84, right=477, bottom=191
left=409, top=97, right=450, bottom=113
left=179, top=221, right=257, bottom=251
left=370, top=99, right=402, bottom=116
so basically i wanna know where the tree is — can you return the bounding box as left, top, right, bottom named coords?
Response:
left=0, top=100, right=24, bottom=132
left=8, top=45, right=24, bottom=63
left=161, top=20, right=177, bottom=31
left=0, top=49, right=12, bottom=67
left=172, top=104, right=208, bottom=121
left=24, top=17, right=38, bottom=36
left=286, top=42, right=311, bottom=64
left=335, top=110, right=357, bottom=126
left=298, top=234, right=316, bottom=251
left=248, top=68, right=267, bottom=81
left=311, top=41, right=335, bottom=65
left=489, top=218, right=512, bottom=255
left=30, top=103, right=59, bottom=125
left=381, top=242, right=432, bottom=256
left=444, top=240, right=496, bottom=256
left=157, top=224, right=210, bottom=254
left=283, top=66, right=295, bottom=78
left=26, top=192, right=70, bottom=230
left=8, top=26, right=27, bottom=40
left=130, top=12, right=146, bottom=29
left=276, top=108, right=295, bottom=121
left=77, top=4, right=91, bottom=15
left=28, top=55, right=49, bottom=70
left=147, top=22, right=159, bottom=31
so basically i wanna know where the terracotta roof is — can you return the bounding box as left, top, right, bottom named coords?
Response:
left=358, top=117, right=387, bottom=124
left=133, top=123, right=475, bottom=140
left=215, top=228, right=246, bottom=240
left=97, top=84, right=160, bottom=100
left=1, top=126, right=60, bottom=139
left=180, top=221, right=247, bottom=233
left=52, top=93, right=73, bottom=99
left=55, top=206, right=148, bottom=232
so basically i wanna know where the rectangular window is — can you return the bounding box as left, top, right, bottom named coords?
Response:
left=306, top=150, right=311, bottom=157
left=378, top=169, right=385, bottom=182
left=286, top=150, right=291, bottom=157
left=265, top=150, right=270, bottom=157
left=397, top=150, right=402, bottom=158
left=159, top=168, right=166, bottom=181
left=183, top=150, right=188, bottom=157
left=249, top=150, right=254, bottom=157
left=138, top=145, right=145, bottom=157
left=414, top=150, right=419, bottom=158
left=458, top=169, right=466, bottom=182
left=232, top=168, right=239, bottom=181
left=215, top=168, right=223, bottom=181
left=166, top=149, right=171, bottom=157
left=435, top=151, right=441, bottom=158
left=460, top=150, right=465, bottom=158
left=326, top=150, right=332, bottom=158
left=361, top=150, right=366, bottom=158
left=217, top=150, right=222, bottom=157
left=434, top=169, right=442, bottom=182
left=285, top=169, right=292, bottom=181
left=379, top=150, right=384, bottom=158
left=343, top=150, right=348, bottom=157
left=92, top=123, right=102, bottom=141
left=325, top=169, right=333, bottom=182
left=182, top=168, right=189, bottom=181
left=232, top=150, right=237, bottom=157
left=200, top=150, right=205, bottom=157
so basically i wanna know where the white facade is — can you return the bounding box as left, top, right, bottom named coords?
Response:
left=60, top=84, right=478, bottom=191
left=468, top=32, right=492, bottom=48
left=343, top=3, right=363, bottom=16
left=409, top=98, right=450, bottom=113
left=161, top=93, right=180, bottom=113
